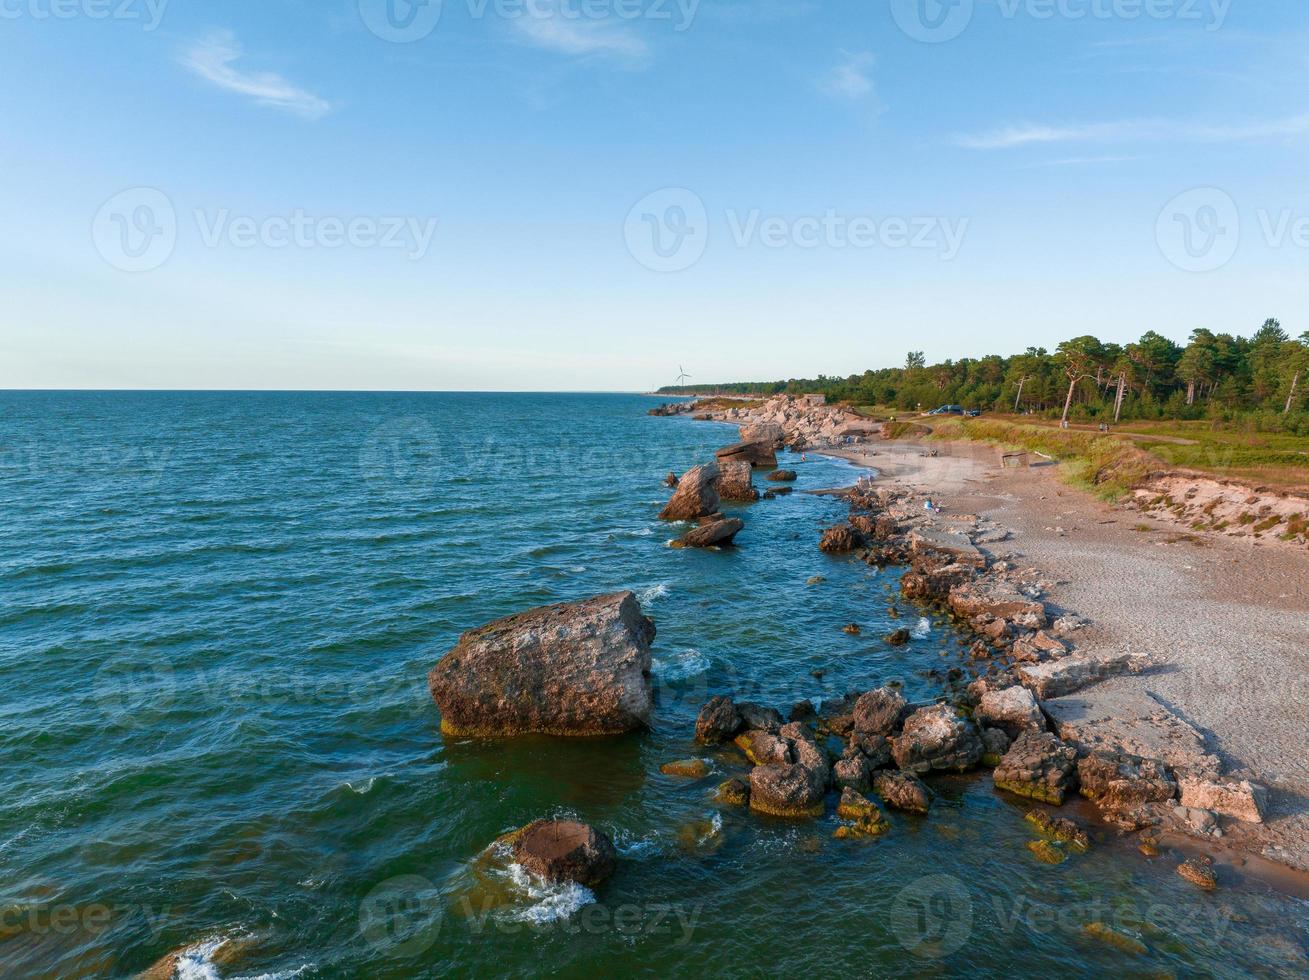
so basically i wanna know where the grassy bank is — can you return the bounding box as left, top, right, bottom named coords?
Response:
left=923, top=417, right=1160, bottom=501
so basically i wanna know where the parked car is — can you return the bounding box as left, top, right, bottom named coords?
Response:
left=924, top=405, right=965, bottom=416
left=963, top=408, right=982, bottom=417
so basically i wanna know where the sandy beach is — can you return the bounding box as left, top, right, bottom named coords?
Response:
left=826, top=438, right=1309, bottom=874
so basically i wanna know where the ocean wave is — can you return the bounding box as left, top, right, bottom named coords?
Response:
left=504, top=863, right=596, bottom=924
left=636, top=582, right=669, bottom=605
left=911, top=617, right=932, bottom=639
left=652, top=648, right=709, bottom=682
left=174, top=936, right=229, bottom=980
left=612, top=828, right=661, bottom=859
left=342, top=776, right=376, bottom=795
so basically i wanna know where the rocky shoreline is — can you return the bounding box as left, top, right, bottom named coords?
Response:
left=419, top=392, right=1303, bottom=906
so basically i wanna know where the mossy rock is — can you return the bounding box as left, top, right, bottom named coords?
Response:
left=1082, top=922, right=1147, bottom=955
left=661, top=759, right=710, bottom=779
left=1027, top=839, right=1067, bottom=865
left=996, top=779, right=1066, bottom=806
left=713, top=777, right=750, bottom=807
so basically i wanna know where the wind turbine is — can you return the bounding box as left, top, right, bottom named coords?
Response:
left=675, top=365, right=691, bottom=388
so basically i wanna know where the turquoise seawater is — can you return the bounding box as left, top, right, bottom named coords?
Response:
left=1, top=392, right=1305, bottom=978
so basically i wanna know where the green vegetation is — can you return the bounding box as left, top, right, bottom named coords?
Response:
left=927, top=417, right=1158, bottom=500
left=659, top=319, right=1309, bottom=435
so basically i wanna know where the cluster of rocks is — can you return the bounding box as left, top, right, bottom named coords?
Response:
left=681, top=393, right=881, bottom=451
left=694, top=690, right=939, bottom=834
left=806, top=476, right=1269, bottom=874
left=658, top=461, right=745, bottom=548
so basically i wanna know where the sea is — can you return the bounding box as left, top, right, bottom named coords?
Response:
left=0, top=391, right=1305, bottom=977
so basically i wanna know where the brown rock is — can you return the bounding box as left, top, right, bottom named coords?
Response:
left=676, top=516, right=744, bottom=548
left=428, top=592, right=654, bottom=737
left=884, top=628, right=912, bottom=647
left=1077, top=752, right=1177, bottom=813
left=891, top=704, right=982, bottom=773
left=948, top=580, right=1047, bottom=624
left=695, top=695, right=742, bottom=744
left=1178, top=776, right=1266, bottom=824
left=716, top=440, right=777, bottom=468
left=659, top=461, right=721, bottom=521
left=512, top=820, right=617, bottom=888
left=834, top=755, right=871, bottom=792
left=749, top=763, right=825, bottom=818
left=819, top=524, right=862, bottom=553
left=873, top=770, right=931, bottom=814
left=993, top=731, right=1079, bottom=805
left=1177, top=855, right=1218, bottom=890
left=976, top=685, right=1047, bottom=740
left=660, top=759, right=709, bottom=778
left=852, top=687, right=906, bottom=737
left=734, top=729, right=792, bottom=766
left=767, top=469, right=798, bottom=482
left=714, top=777, right=750, bottom=806
left=717, top=459, right=759, bottom=502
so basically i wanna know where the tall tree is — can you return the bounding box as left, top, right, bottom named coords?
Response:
left=1056, top=336, right=1104, bottom=425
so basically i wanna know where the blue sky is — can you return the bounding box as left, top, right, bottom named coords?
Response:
left=2, top=0, right=1307, bottom=390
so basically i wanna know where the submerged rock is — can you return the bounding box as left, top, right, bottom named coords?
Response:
left=767, top=469, right=798, bottom=482
left=714, top=777, right=750, bottom=807
left=1025, top=808, right=1090, bottom=851
left=884, top=628, right=912, bottom=647
left=659, top=461, right=721, bottom=521
left=1026, top=839, right=1067, bottom=865
left=428, top=591, right=654, bottom=737
left=660, top=759, right=710, bottom=779
left=512, top=820, right=617, bottom=888
left=891, top=704, right=982, bottom=774
left=834, top=787, right=891, bottom=838
left=1082, top=922, right=1147, bottom=955
left=1177, top=855, right=1218, bottom=890
left=993, top=732, right=1079, bottom=805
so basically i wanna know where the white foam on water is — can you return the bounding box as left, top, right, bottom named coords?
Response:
left=612, top=828, right=661, bottom=859
left=174, top=937, right=228, bottom=980
left=235, top=968, right=315, bottom=980
left=343, top=776, right=375, bottom=795
left=652, top=648, right=709, bottom=682
left=503, top=863, right=596, bottom=923
left=911, top=617, right=932, bottom=639
left=636, top=582, right=670, bottom=604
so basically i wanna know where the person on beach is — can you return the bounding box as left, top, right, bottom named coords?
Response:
left=924, top=498, right=940, bottom=513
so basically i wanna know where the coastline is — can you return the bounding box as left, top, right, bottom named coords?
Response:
left=660, top=394, right=1309, bottom=888
left=821, top=438, right=1309, bottom=881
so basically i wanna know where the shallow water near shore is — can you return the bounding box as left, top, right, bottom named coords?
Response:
left=1, top=391, right=1306, bottom=977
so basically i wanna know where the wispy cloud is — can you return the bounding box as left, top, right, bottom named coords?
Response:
left=181, top=30, right=331, bottom=119
left=511, top=4, right=649, bottom=63
left=956, top=114, right=1309, bottom=150
left=819, top=51, right=876, bottom=101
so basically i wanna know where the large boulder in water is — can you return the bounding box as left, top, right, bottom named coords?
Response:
left=428, top=592, right=655, bottom=736
left=676, top=515, right=744, bottom=548
left=659, top=461, right=721, bottom=521
left=511, top=819, right=617, bottom=887
left=717, top=460, right=759, bottom=502
left=993, top=731, right=1079, bottom=805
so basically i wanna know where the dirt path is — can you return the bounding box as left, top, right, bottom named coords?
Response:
left=826, top=439, right=1309, bottom=872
